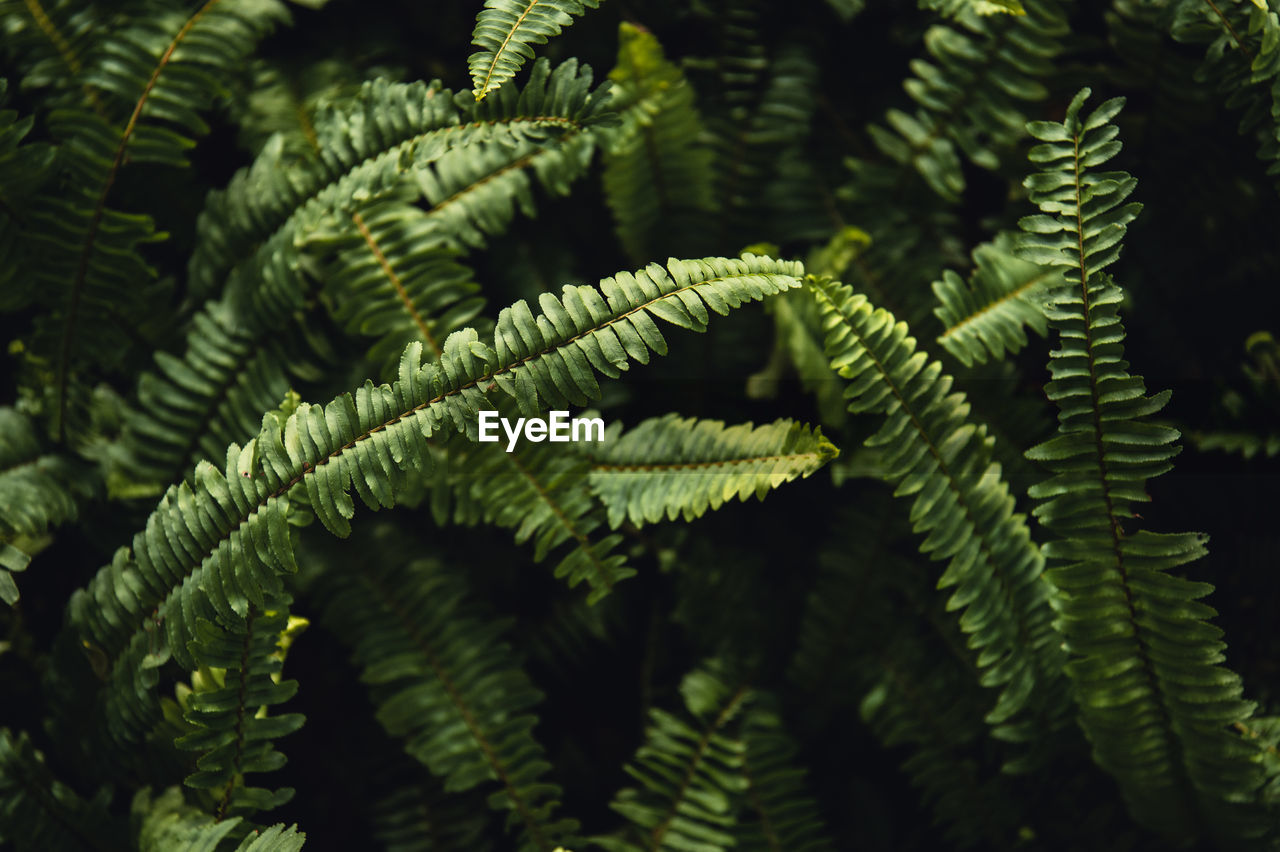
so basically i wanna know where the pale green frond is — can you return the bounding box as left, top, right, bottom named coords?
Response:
left=587, top=414, right=837, bottom=528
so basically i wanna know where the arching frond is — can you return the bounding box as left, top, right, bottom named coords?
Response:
left=932, top=232, right=1058, bottom=367
left=602, top=23, right=716, bottom=263
left=194, top=60, right=610, bottom=320
left=587, top=414, right=837, bottom=528
left=467, top=0, right=602, bottom=101
left=1016, top=87, right=1268, bottom=845
left=317, top=553, right=577, bottom=852
left=67, top=255, right=802, bottom=757
left=810, top=275, right=1066, bottom=745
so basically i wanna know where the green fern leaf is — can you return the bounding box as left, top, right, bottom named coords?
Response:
left=19, top=0, right=291, bottom=442
left=587, top=414, right=837, bottom=528
left=67, top=254, right=802, bottom=755
left=868, top=0, right=1067, bottom=201
left=932, top=232, right=1059, bottom=367
left=175, top=599, right=304, bottom=820
left=468, top=0, right=602, bottom=101
left=594, top=661, right=752, bottom=852
left=810, top=275, right=1066, bottom=744
left=602, top=23, right=717, bottom=262
left=447, top=414, right=633, bottom=604
left=318, top=554, right=577, bottom=852
left=1016, top=87, right=1268, bottom=844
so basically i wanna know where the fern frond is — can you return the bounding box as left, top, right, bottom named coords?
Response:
left=20, top=0, right=292, bottom=442
left=0, top=407, right=93, bottom=604
left=810, top=275, right=1065, bottom=744
left=194, top=60, right=609, bottom=319
left=304, top=196, right=487, bottom=377
left=594, top=661, right=752, bottom=852
left=587, top=414, right=837, bottom=528
left=175, top=599, right=304, bottom=820
left=447, top=416, right=633, bottom=603
left=1161, top=0, right=1280, bottom=187
left=789, top=503, right=1035, bottom=848
left=318, top=553, right=577, bottom=852
left=0, top=0, right=102, bottom=107
left=869, top=0, right=1067, bottom=200
left=0, top=728, right=122, bottom=852
left=602, top=23, right=716, bottom=263
left=932, top=232, right=1059, bottom=367
left=68, top=255, right=801, bottom=755
left=115, top=299, right=293, bottom=489
left=468, top=0, right=602, bottom=101
left=134, top=785, right=306, bottom=852
left=735, top=695, right=834, bottom=852
left=1016, top=87, right=1268, bottom=844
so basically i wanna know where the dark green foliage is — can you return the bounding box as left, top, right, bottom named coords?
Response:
left=4, top=2, right=1280, bottom=850
left=1017, top=87, right=1269, bottom=844
left=316, top=550, right=576, bottom=851
left=594, top=661, right=832, bottom=852
left=811, top=274, right=1065, bottom=747
left=602, top=22, right=716, bottom=263
left=0, top=407, right=93, bottom=604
